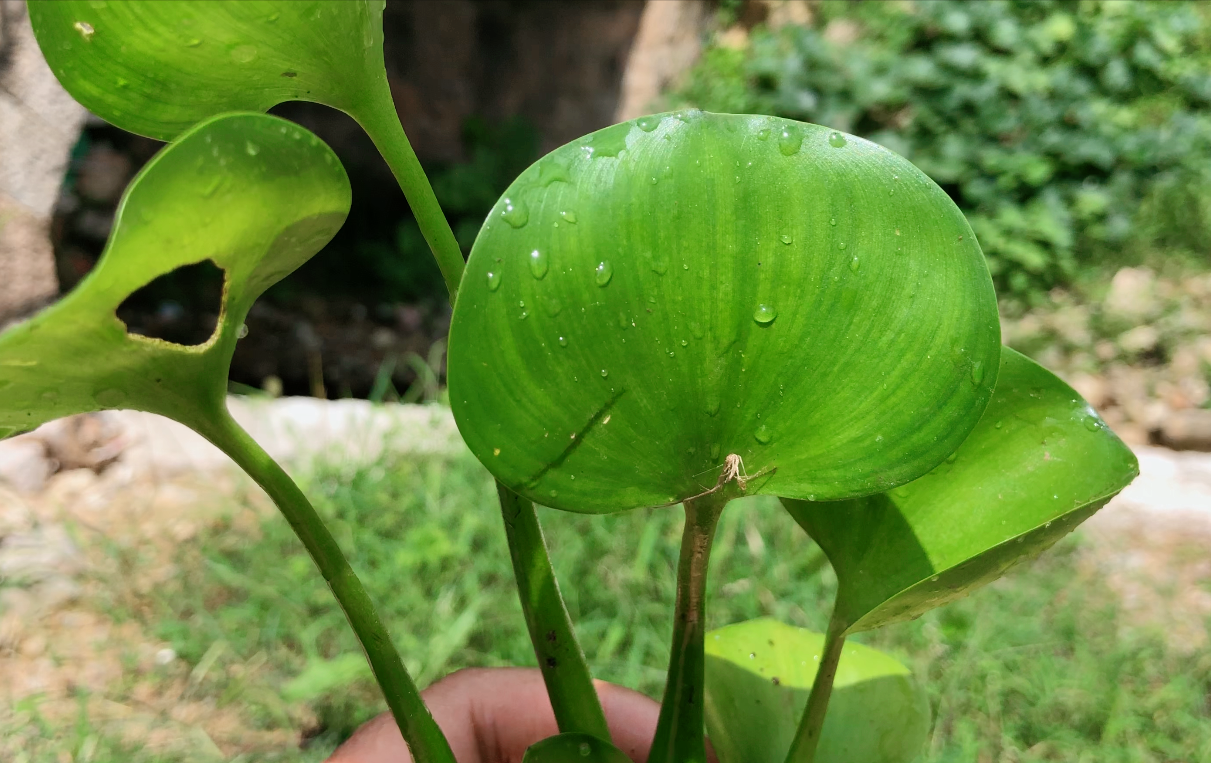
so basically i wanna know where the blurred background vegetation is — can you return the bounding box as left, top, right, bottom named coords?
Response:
left=681, top=0, right=1211, bottom=300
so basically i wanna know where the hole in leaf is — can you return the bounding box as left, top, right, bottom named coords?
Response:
left=116, top=260, right=225, bottom=346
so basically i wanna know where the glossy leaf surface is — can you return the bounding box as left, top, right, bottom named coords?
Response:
left=784, top=348, right=1139, bottom=634
left=448, top=112, right=1000, bottom=513
left=521, top=733, right=631, bottom=763
left=703, top=619, right=928, bottom=763
left=0, top=113, right=350, bottom=438
left=29, top=0, right=385, bottom=141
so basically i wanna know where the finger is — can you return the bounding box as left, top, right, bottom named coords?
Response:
left=326, top=667, right=663, bottom=763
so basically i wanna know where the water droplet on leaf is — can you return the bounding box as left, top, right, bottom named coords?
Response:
left=559, top=210, right=577, bottom=224
left=970, top=360, right=985, bottom=385
left=230, top=44, right=257, bottom=63
left=500, top=198, right=528, bottom=228
left=244, top=141, right=260, bottom=156
left=487, top=271, right=501, bottom=291
left=828, top=131, right=848, bottom=148
left=637, top=116, right=661, bottom=132
left=849, top=256, right=860, bottom=272
left=74, top=21, right=95, bottom=40
left=595, top=260, right=613, bottom=286
left=779, top=234, right=793, bottom=245
left=754, top=425, right=773, bottom=444
left=558, top=336, right=568, bottom=347
left=778, top=126, right=804, bottom=156
left=529, top=249, right=549, bottom=279
left=753, top=304, right=777, bottom=325
left=601, top=369, right=609, bottom=378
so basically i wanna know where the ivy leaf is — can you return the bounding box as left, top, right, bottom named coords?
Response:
left=448, top=112, right=1000, bottom=513
left=783, top=347, right=1139, bottom=634
left=29, top=0, right=386, bottom=141
left=0, top=113, right=350, bottom=439
left=704, top=618, right=929, bottom=763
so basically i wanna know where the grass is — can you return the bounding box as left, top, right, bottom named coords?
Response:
left=8, top=445, right=1211, bottom=762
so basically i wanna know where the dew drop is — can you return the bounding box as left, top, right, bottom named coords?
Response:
left=559, top=210, right=578, bottom=224
left=186, top=37, right=203, bottom=48
left=550, top=490, right=558, bottom=498
left=755, top=425, right=773, bottom=444
left=538, top=160, right=571, bottom=186
left=595, top=260, right=614, bottom=286
left=710, top=443, right=721, bottom=460
left=757, top=127, right=770, bottom=141
left=849, top=256, right=860, bottom=272
left=230, top=44, right=258, bottom=63
left=579, top=742, right=592, bottom=757
left=779, top=234, right=793, bottom=245
left=590, top=130, right=628, bottom=157
left=777, top=126, right=804, bottom=156
left=829, top=218, right=837, bottom=226
left=828, top=131, right=848, bottom=148
left=839, top=242, right=847, bottom=250
left=618, top=312, right=630, bottom=330
left=244, top=141, right=260, bottom=156
left=705, top=395, right=721, bottom=417
left=74, top=21, right=95, bottom=40
left=487, top=271, right=501, bottom=291
left=529, top=249, right=549, bottom=279
left=500, top=198, right=529, bottom=228
left=558, top=336, right=568, bottom=347
left=970, top=360, right=985, bottom=385
left=1083, top=415, right=1101, bottom=431
left=650, top=253, right=668, bottom=275
left=667, top=351, right=675, bottom=358
left=637, top=116, right=661, bottom=132
left=601, top=369, right=609, bottom=378
left=680, top=339, right=688, bottom=347
left=753, top=304, right=777, bottom=326
left=995, top=420, right=1003, bottom=429
left=237, top=323, right=249, bottom=339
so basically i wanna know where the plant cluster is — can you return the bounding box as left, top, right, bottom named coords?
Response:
left=680, top=0, right=1211, bottom=298
left=0, top=3, right=1137, bottom=763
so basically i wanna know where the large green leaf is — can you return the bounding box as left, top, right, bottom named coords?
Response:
left=448, top=112, right=1000, bottom=513
left=783, top=347, right=1139, bottom=634
left=703, top=618, right=929, bottom=763
left=28, top=0, right=385, bottom=141
left=0, top=112, right=350, bottom=438
left=521, top=733, right=632, bottom=763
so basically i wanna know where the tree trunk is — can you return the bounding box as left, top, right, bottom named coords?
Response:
left=0, top=0, right=86, bottom=327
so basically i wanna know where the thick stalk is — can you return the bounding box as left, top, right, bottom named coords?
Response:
left=784, top=609, right=848, bottom=763
left=198, top=407, right=456, bottom=763
left=497, top=483, right=610, bottom=740
left=351, top=85, right=465, bottom=301
left=648, top=493, right=729, bottom=763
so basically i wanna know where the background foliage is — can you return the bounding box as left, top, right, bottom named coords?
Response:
left=680, top=0, right=1211, bottom=298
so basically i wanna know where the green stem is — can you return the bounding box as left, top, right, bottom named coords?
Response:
left=351, top=85, right=466, bottom=301
left=497, top=483, right=611, bottom=740
left=649, top=493, right=729, bottom=763
left=198, top=407, right=456, bottom=763
left=784, top=609, right=848, bottom=763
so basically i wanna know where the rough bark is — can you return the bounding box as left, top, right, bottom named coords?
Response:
left=0, top=0, right=87, bottom=326
left=615, top=0, right=713, bottom=122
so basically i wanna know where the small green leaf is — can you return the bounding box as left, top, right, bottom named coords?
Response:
left=448, top=112, right=1000, bottom=513
left=521, top=733, right=632, bottom=763
left=703, top=619, right=929, bottom=763
left=0, top=112, right=349, bottom=437
left=783, top=347, right=1139, bottom=634
left=29, top=0, right=386, bottom=141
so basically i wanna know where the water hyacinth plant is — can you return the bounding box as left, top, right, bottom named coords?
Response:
left=2, top=3, right=1138, bottom=762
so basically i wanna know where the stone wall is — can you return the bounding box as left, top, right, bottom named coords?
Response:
left=0, top=0, right=87, bottom=326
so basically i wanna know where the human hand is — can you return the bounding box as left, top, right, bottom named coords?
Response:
left=325, top=667, right=665, bottom=763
